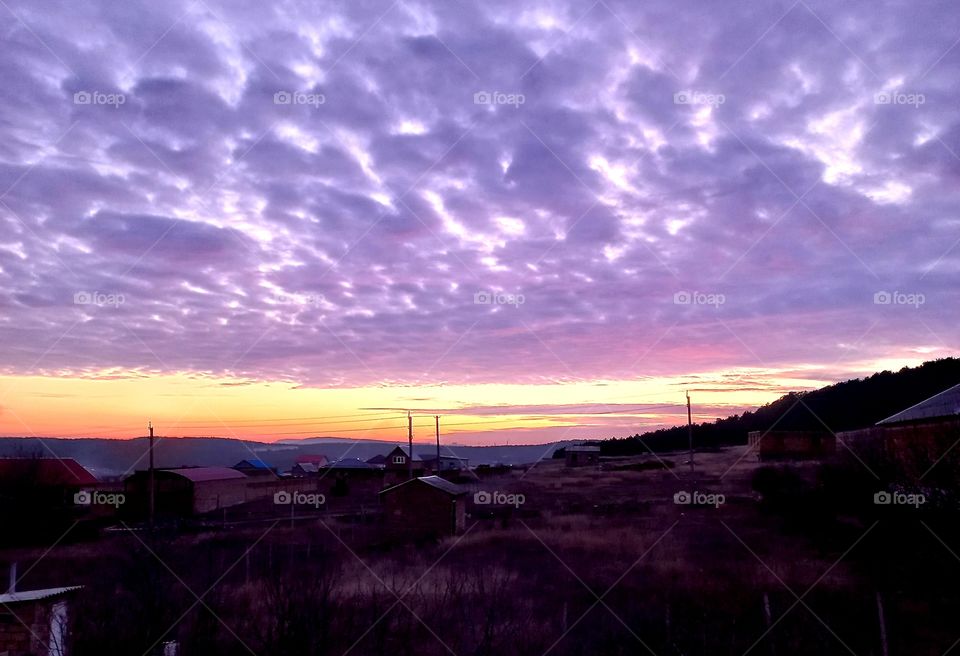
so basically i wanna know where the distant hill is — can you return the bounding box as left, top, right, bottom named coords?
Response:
left=596, top=357, right=960, bottom=456
left=0, top=435, right=566, bottom=478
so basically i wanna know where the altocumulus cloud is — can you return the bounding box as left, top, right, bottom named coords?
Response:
left=0, top=0, right=957, bottom=385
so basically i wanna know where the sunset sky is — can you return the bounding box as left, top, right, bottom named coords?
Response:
left=0, top=0, right=956, bottom=444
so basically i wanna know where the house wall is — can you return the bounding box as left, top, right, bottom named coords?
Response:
left=381, top=484, right=464, bottom=538
left=747, top=431, right=836, bottom=461
left=838, top=418, right=960, bottom=481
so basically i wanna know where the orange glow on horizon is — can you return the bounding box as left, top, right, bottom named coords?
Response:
left=0, top=355, right=927, bottom=444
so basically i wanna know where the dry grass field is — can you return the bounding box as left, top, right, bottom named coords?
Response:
left=4, top=446, right=959, bottom=655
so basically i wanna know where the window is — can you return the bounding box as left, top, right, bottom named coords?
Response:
left=393, top=455, right=405, bottom=464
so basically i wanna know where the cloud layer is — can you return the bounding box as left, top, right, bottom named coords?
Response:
left=0, top=0, right=957, bottom=388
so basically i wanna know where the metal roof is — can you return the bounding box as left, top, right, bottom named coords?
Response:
left=877, top=383, right=960, bottom=425
left=380, top=475, right=466, bottom=496
left=0, top=586, right=83, bottom=604
left=293, top=462, right=319, bottom=473
left=163, top=467, right=247, bottom=482
left=567, top=445, right=601, bottom=452
left=234, top=459, right=272, bottom=469
left=324, top=458, right=372, bottom=469
left=0, top=458, right=98, bottom=486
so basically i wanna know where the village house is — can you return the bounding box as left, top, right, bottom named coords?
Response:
left=290, top=461, right=319, bottom=477
left=379, top=476, right=467, bottom=538
left=294, top=454, right=329, bottom=468
left=320, top=458, right=382, bottom=498
left=565, top=445, right=601, bottom=467
left=382, top=446, right=425, bottom=486
left=383, top=446, right=423, bottom=471
left=232, top=459, right=275, bottom=477
left=0, top=582, right=81, bottom=656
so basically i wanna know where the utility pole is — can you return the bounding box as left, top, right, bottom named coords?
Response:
left=435, top=415, right=441, bottom=476
left=148, top=420, right=155, bottom=533
left=686, top=391, right=694, bottom=473
left=407, top=411, right=414, bottom=481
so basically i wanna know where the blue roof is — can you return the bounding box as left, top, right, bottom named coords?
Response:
left=234, top=459, right=271, bottom=469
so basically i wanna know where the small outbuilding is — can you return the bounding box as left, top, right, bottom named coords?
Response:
left=379, top=476, right=467, bottom=538
left=565, top=445, right=601, bottom=467
left=0, top=585, right=82, bottom=656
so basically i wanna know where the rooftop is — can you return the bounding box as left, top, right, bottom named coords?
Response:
left=380, top=475, right=466, bottom=496
left=877, top=382, right=960, bottom=425
left=162, top=467, right=248, bottom=482
left=0, top=458, right=98, bottom=486
left=0, top=586, right=83, bottom=604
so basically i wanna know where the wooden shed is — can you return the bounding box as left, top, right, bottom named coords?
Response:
left=565, top=445, right=601, bottom=467
left=0, top=585, right=81, bottom=656
left=379, top=476, right=466, bottom=538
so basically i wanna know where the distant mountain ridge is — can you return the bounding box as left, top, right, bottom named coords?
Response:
left=0, top=435, right=566, bottom=478
left=598, top=357, right=960, bottom=455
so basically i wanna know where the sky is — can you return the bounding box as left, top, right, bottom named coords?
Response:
left=0, top=0, right=957, bottom=444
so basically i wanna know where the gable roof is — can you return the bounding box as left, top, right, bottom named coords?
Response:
left=385, top=445, right=419, bottom=460
left=366, top=454, right=388, bottom=465
left=292, top=462, right=319, bottom=473
left=0, top=458, right=98, bottom=486
left=294, top=454, right=329, bottom=465
left=379, top=475, right=466, bottom=497
left=324, top=457, right=372, bottom=469
left=233, top=459, right=271, bottom=469
left=164, top=467, right=247, bottom=482
left=877, top=382, right=960, bottom=425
